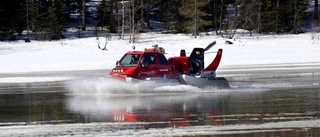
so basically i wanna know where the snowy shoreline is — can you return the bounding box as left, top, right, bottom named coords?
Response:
left=1, top=33, right=320, bottom=83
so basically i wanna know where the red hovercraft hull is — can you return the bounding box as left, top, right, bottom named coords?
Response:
left=109, top=43, right=230, bottom=88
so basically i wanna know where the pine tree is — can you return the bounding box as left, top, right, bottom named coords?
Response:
left=286, top=0, right=307, bottom=34
left=0, top=0, right=25, bottom=40
left=238, top=0, right=260, bottom=35
left=33, top=0, right=66, bottom=40
left=25, top=0, right=38, bottom=33
left=97, top=0, right=108, bottom=29
left=203, top=0, right=226, bottom=35
left=171, top=0, right=186, bottom=33
left=315, top=0, right=319, bottom=26
left=150, top=0, right=176, bottom=31
left=179, top=0, right=211, bottom=37
left=259, top=0, right=307, bottom=34
left=47, top=6, right=64, bottom=40
left=97, top=0, right=116, bottom=32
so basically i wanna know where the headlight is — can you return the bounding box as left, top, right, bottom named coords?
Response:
left=113, top=69, right=123, bottom=73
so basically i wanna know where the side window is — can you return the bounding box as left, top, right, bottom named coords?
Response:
left=119, top=55, right=133, bottom=65
left=159, top=54, right=169, bottom=65
left=142, top=54, right=156, bottom=64
left=150, top=55, right=156, bottom=64
left=119, top=54, right=140, bottom=66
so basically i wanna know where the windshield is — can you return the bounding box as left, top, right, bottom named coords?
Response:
left=119, top=54, right=141, bottom=66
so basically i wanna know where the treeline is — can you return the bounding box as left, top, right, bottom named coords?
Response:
left=0, top=0, right=315, bottom=41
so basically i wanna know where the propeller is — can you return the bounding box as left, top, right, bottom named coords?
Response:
left=204, top=41, right=216, bottom=51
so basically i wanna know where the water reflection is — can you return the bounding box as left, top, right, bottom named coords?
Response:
left=67, top=93, right=226, bottom=128
left=66, top=87, right=320, bottom=129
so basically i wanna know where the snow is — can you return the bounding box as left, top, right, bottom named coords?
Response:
left=0, top=33, right=320, bottom=73
left=1, top=32, right=320, bottom=82
left=1, top=32, right=320, bottom=136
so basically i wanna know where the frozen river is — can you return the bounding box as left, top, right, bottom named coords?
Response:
left=0, top=63, right=320, bottom=136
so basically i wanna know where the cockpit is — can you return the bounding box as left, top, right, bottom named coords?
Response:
left=118, top=54, right=141, bottom=66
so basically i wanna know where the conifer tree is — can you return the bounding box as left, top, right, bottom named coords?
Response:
left=286, top=0, right=306, bottom=34
left=238, top=0, right=260, bottom=35
left=25, top=0, right=38, bottom=33
left=179, top=0, right=211, bottom=37
left=35, top=0, right=66, bottom=40
left=203, top=0, right=226, bottom=35
left=259, top=0, right=306, bottom=34
left=315, top=0, right=319, bottom=26
left=97, top=0, right=116, bottom=32
left=47, top=6, right=64, bottom=40
left=0, top=0, right=24, bottom=40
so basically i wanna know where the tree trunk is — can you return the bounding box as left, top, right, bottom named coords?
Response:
left=121, top=0, right=125, bottom=39
left=293, top=0, right=298, bottom=34
left=194, top=0, right=197, bottom=38
left=82, top=0, right=86, bottom=31
left=214, top=1, right=219, bottom=35
left=218, top=0, right=224, bottom=35
left=315, top=0, right=319, bottom=26
left=257, top=0, right=261, bottom=33
left=275, top=0, right=279, bottom=33
left=129, top=0, right=135, bottom=43
left=146, top=0, right=150, bottom=28
left=116, top=1, right=120, bottom=38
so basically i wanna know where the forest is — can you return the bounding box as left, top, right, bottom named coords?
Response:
left=0, top=0, right=316, bottom=41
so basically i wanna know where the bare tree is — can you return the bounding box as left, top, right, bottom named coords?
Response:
left=218, top=1, right=238, bottom=39
left=129, top=0, right=146, bottom=43
left=120, top=0, right=125, bottom=40
left=129, top=0, right=136, bottom=43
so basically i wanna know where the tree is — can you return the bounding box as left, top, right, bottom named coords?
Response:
left=121, top=0, right=126, bottom=39
left=129, top=0, right=148, bottom=43
left=81, top=0, right=86, bottom=31
left=179, top=0, right=211, bottom=37
left=171, top=0, right=186, bottom=33
left=27, top=0, right=67, bottom=40
left=238, top=0, right=260, bottom=35
left=203, top=0, right=225, bottom=35
left=257, top=0, right=307, bottom=34
left=48, top=0, right=66, bottom=40
left=0, top=0, right=25, bottom=40
left=97, top=0, right=116, bottom=32
left=156, top=0, right=176, bottom=30
left=286, top=0, right=306, bottom=34
left=219, top=0, right=240, bottom=39
left=25, top=0, right=38, bottom=34
left=314, top=0, right=319, bottom=26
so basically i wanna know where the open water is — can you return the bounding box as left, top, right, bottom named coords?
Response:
left=0, top=63, right=320, bottom=136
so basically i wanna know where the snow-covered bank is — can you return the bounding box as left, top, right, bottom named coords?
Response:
left=1, top=33, right=319, bottom=75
